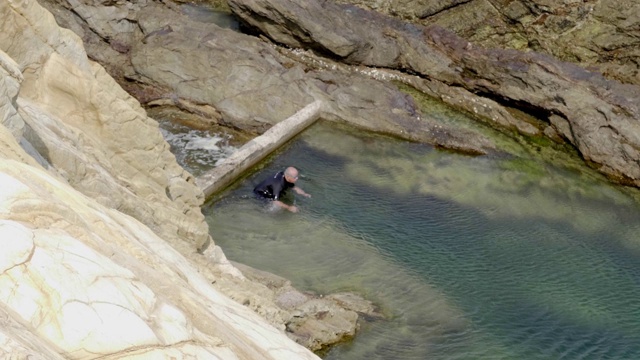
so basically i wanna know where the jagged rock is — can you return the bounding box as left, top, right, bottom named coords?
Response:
left=0, top=0, right=323, bottom=358
left=336, top=0, right=640, bottom=86
left=0, top=157, right=319, bottom=359
left=39, top=0, right=498, bottom=155
left=234, top=261, right=383, bottom=350
left=228, top=0, right=640, bottom=186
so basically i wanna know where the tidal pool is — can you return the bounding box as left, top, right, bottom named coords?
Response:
left=203, top=122, right=640, bottom=359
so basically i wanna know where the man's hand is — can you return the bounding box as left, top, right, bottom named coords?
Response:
left=294, top=186, right=311, bottom=198
left=275, top=200, right=298, bottom=213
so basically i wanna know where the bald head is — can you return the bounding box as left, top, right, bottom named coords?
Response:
left=284, top=167, right=299, bottom=183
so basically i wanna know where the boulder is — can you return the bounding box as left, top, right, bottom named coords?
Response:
left=234, top=262, right=382, bottom=351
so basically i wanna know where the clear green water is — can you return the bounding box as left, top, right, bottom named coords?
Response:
left=203, top=122, right=640, bottom=360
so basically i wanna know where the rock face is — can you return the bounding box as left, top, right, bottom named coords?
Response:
left=0, top=156, right=318, bottom=359
left=335, top=0, right=640, bottom=87
left=1, top=0, right=209, bottom=252
left=38, top=0, right=499, bottom=155
left=0, top=0, right=364, bottom=357
left=39, top=0, right=640, bottom=186
left=228, top=0, right=640, bottom=186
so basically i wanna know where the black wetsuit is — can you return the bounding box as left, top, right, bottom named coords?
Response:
left=253, top=171, right=294, bottom=201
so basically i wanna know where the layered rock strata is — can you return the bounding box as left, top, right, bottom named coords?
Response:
left=38, top=0, right=500, bottom=155
left=334, top=0, right=640, bottom=87
left=228, top=0, right=640, bottom=187
left=0, top=0, right=371, bottom=357
left=38, top=0, right=640, bottom=187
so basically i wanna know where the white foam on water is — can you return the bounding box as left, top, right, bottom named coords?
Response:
left=185, top=136, right=222, bottom=151
left=159, top=123, right=237, bottom=176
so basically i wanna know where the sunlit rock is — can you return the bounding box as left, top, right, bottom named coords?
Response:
left=0, top=158, right=319, bottom=359
left=0, top=0, right=323, bottom=358
left=1, top=0, right=211, bottom=251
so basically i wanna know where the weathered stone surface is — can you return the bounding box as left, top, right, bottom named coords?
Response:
left=234, top=262, right=380, bottom=351
left=286, top=298, right=359, bottom=352
left=0, top=0, right=210, bottom=251
left=0, top=318, right=66, bottom=360
left=0, top=0, right=383, bottom=356
left=0, top=157, right=319, bottom=359
left=0, top=50, right=24, bottom=140
left=38, top=0, right=497, bottom=156
left=336, top=0, right=640, bottom=86
left=228, top=0, right=640, bottom=186
left=229, top=0, right=458, bottom=79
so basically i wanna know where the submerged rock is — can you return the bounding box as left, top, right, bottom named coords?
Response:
left=234, top=262, right=383, bottom=352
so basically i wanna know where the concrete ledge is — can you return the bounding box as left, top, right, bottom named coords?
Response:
left=197, top=100, right=324, bottom=199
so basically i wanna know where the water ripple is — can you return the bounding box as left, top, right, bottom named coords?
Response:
left=205, top=123, right=640, bottom=360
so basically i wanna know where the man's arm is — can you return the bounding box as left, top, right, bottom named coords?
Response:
left=274, top=200, right=298, bottom=213
left=270, top=180, right=300, bottom=212
left=293, top=186, right=311, bottom=198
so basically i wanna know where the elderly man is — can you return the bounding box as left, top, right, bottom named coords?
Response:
left=253, top=166, right=311, bottom=213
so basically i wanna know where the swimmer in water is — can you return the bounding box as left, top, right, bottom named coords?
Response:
left=253, top=166, right=311, bottom=213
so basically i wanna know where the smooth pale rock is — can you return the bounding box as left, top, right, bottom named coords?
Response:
left=151, top=302, right=192, bottom=344
left=0, top=158, right=320, bottom=359
left=0, top=0, right=322, bottom=358
left=0, top=325, right=65, bottom=360
left=1, top=0, right=212, bottom=251
left=108, top=344, right=240, bottom=360
left=0, top=221, right=33, bottom=274
left=0, top=50, right=24, bottom=139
